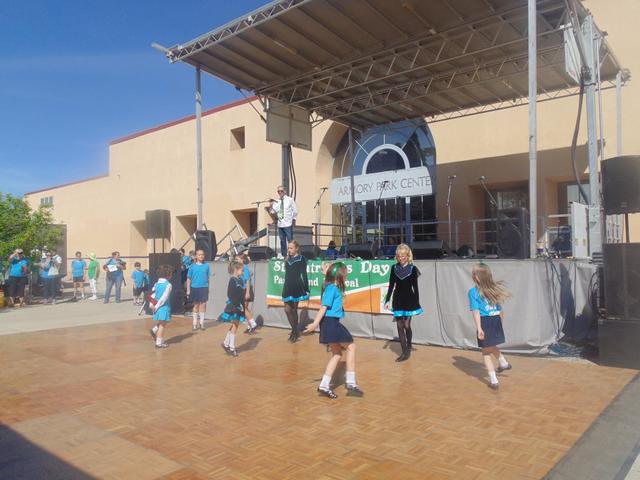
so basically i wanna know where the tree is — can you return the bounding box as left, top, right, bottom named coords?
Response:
left=0, top=193, right=61, bottom=275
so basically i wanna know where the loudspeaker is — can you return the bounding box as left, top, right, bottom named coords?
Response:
left=299, top=245, right=322, bottom=260
left=598, top=318, right=640, bottom=369
left=603, top=243, right=640, bottom=320
left=148, top=252, right=184, bottom=314
left=195, top=230, right=217, bottom=261
left=345, top=243, right=377, bottom=260
left=603, top=156, right=640, bottom=214
left=497, top=207, right=529, bottom=259
left=248, top=246, right=275, bottom=260
left=412, top=240, right=451, bottom=260
left=145, top=210, right=171, bottom=239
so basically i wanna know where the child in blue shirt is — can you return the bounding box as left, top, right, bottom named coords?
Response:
left=186, top=249, right=211, bottom=331
left=71, top=251, right=87, bottom=301
left=149, top=265, right=174, bottom=349
left=131, top=262, right=146, bottom=306
left=468, top=263, right=512, bottom=390
left=237, top=251, right=258, bottom=334
left=304, top=262, right=363, bottom=399
left=221, top=261, right=246, bottom=357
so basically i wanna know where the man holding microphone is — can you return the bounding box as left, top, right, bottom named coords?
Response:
left=265, top=185, right=298, bottom=258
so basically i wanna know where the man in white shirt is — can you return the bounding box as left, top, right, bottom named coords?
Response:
left=266, top=185, right=298, bottom=257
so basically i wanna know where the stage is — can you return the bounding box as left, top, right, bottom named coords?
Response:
left=206, top=258, right=597, bottom=354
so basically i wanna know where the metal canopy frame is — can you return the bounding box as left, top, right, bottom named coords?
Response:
left=157, top=0, right=629, bottom=258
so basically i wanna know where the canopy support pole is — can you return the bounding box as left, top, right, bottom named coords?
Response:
left=528, top=0, right=538, bottom=258
left=195, top=66, right=204, bottom=231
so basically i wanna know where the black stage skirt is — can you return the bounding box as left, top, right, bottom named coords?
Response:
left=477, top=315, right=506, bottom=348
left=319, top=316, right=353, bottom=345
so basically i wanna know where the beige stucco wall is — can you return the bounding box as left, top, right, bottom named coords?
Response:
left=25, top=0, right=639, bottom=261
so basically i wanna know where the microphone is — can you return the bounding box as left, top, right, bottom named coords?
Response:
left=448, top=175, right=457, bottom=181
left=320, top=187, right=328, bottom=191
left=478, top=175, right=487, bottom=182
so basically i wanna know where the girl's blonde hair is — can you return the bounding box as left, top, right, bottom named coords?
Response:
left=472, top=263, right=511, bottom=306
left=395, top=243, right=413, bottom=264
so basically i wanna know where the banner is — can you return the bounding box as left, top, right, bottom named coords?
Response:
left=266, top=259, right=395, bottom=314
left=330, top=166, right=433, bottom=204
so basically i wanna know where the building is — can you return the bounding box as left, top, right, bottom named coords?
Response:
left=25, top=0, right=639, bottom=263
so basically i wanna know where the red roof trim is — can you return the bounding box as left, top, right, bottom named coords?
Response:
left=109, top=96, right=257, bottom=146
left=24, top=174, right=109, bottom=196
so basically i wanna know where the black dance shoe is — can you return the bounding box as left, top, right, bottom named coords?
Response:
left=488, top=382, right=500, bottom=391
left=395, top=353, right=407, bottom=362
left=317, top=387, right=337, bottom=399
left=345, top=384, right=364, bottom=397
left=496, top=363, right=512, bottom=373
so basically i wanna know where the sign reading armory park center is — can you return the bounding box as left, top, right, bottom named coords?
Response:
left=267, top=259, right=396, bottom=314
left=330, top=166, right=433, bottom=204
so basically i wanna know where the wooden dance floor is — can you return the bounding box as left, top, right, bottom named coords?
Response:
left=1, top=316, right=636, bottom=479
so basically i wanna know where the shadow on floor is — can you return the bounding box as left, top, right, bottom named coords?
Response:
left=452, top=355, right=487, bottom=384
left=236, top=337, right=262, bottom=353
left=166, top=332, right=196, bottom=345
left=383, top=338, right=403, bottom=357
left=0, top=425, right=95, bottom=480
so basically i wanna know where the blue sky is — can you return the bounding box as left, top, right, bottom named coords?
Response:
left=0, top=0, right=266, bottom=196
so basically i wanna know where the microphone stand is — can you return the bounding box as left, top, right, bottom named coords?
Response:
left=377, top=181, right=389, bottom=247
left=445, top=176, right=456, bottom=249
left=253, top=199, right=271, bottom=249
left=313, top=187, right=328, bottom=246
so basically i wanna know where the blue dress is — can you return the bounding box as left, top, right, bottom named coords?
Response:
left=152, top=279, right=172, bottom=322
left=468, top=286, right=505, bottom=348
left=319, top=283, right=353, bottom=344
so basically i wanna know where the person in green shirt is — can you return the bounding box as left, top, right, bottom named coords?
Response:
left=87, top=253, right=100, bottom=300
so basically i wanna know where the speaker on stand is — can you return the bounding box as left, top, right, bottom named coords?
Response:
left=195, top=230, right=217, bottom=261
left=496, top=207, right=529, bottom=259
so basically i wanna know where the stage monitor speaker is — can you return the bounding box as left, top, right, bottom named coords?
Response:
left=148, top=252, right=184, bottom=314
left=603, top=156, right=640, bottom=215
left=497, top=207, right=529, bottom=259
left=195, top=230, right=217, bottom=261
left=412, top=240, right=451, bottom=260
left=345, top=243, right=377, bottom=260
left=598, top=318, right=640, bottom=369
left=603, top=243, right=640, bottom=320
left=299, top=245, right=322, bottom=260
left=248, top=246, right=275, bottom=260
left=145, top=210, right=171, bottom=239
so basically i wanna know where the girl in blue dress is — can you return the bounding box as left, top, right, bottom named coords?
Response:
left=384, top=244, right=423, bottom=362
left=468, top=263, right=512, bottom=390
left=186, top=249, right=211, bottom=331
left=149, top=265, right=175, bottom=349
left=304, top=262, right=363, bottom=399
left=221, top=261, right=246, bottom=357
left=281, top=240, right=309, bottom=343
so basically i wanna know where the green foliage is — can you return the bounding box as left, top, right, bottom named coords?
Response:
left=0, top=193, right=62, bottom=273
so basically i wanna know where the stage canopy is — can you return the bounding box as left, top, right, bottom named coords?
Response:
left=160, top=0, right=627, bottom=130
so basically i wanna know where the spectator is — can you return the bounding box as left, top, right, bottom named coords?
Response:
left=325, top=240, right=339, bottom=260
left=6, top=249, right=29, bottom=307
left=103, top=251, right=126, bottom=303
left=70, top=251, right=87, bottom=301
left=87, top=253, right=100, bottom=300
left=39, top=251, right=61, bottom=304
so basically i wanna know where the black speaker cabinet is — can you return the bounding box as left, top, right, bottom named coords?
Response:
left=603, top=156, right=640, bottom=215
left=497, top=207, right=529, bottom=259
left=598, top=318, right=640, bottom=369
left=145, top=210, right=171, bottom=239
left=148, top=252, right=184, bottom=314
left=345, top=243, right=377, bottom=260
left=299, top=245, right=322, bottom=260
left=412, top=240, right=452, bottom=260
left=248, top=246, right=275, bottom=260
left=603, top=243, right=640, bottom=320
left=195, top=230, right=217, bottom=261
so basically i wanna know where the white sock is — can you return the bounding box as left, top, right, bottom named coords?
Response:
left=224, top=331, right=231, bottom=347
left=192, top=312, right=198, bottom=327
left=248, top=318, right=257, bottom=328
left=199, top=312, right=205, bottom=325
left=498, top=355, right=509, bottom=368
left=229, top=333, right=236, bottom=350
left=346, top=371, right=356, bottom=386
left=152, top=325, right=159, bottom=333
left=319, top=374, right=332, bottom=390
left=156, top=337, right=163, bottom=346
left=489, top=371, right=498, bottom=384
